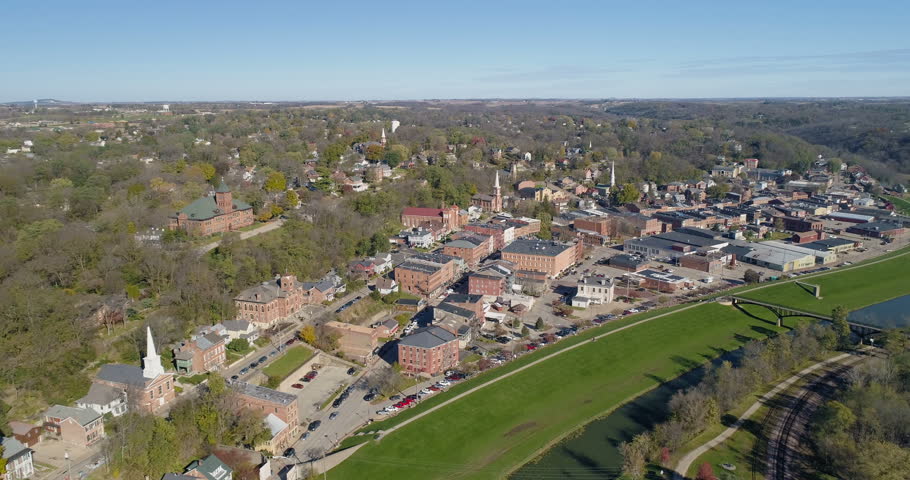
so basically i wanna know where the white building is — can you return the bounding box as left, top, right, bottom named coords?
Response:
left=572, top=275, right=615, bottom=308
left=1, top=437, right=34, bottom=480
left=76, top=383, right=128, bottom=417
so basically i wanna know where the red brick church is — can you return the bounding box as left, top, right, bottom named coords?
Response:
left=169, top=180, right=254, bottom=236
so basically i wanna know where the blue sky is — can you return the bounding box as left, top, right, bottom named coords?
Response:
left=2, top=0, right=908, bottom=101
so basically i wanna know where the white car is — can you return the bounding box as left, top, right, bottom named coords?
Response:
left=437, top=379, right=451, bottom=387
left=376, top=410, right=390, bottom=415
left=420, top=388, right=433, bottom=395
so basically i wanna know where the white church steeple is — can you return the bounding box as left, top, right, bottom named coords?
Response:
left=142, top=326, right=165, bottom=379
left=380, top=128, right=387, bottom=146
left=610, top=160, right=616, bottom=188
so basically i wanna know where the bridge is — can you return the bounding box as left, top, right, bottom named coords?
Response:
left=722, top=296, right=883, bottom=336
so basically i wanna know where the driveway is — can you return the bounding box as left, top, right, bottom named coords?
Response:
left=196, top=219, right=285, bottom=254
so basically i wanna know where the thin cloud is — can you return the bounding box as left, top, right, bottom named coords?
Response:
left=671, top=48, right=910, bottom=77
left=474, top=65, right=635, bottom=83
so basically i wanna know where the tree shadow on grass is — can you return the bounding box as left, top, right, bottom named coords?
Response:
left=734, top=302, right=780, bottom=327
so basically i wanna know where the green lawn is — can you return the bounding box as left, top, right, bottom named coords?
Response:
left=883, top=194, right=910, bottom=215
left=687, top=402, right=770, bottom=480
left=739, top=250, right=910, bottom=314
left=332, top=303, right=798, bottom=480
left=261, top=345, right=314, bottom=381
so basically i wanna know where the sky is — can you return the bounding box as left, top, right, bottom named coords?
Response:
left=2, top=0, right=909, bottom=101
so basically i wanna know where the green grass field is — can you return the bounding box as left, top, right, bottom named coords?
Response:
left=739, top=250, right=910, bottom=314
left=332, top=303, right=798, bottom=480
left=883, top=194, right=910, bottom=215
left=261, top=345, right=313, bottom=380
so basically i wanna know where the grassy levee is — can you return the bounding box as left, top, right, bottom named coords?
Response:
left=356, top=303, right=694, bottom=435
left=332, top=303, right=794, bottom=480
left=737, top=248, right=910, bottom=314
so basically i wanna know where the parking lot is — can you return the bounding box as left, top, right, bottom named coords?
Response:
left=281, top=363, right=352, bottom=422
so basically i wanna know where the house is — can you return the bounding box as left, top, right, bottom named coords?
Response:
left=1, top=436, right=34, bottom=480
left=231, top=382, right=299, bottom=448
left=397, top=326, right=460, bottom=376
left=375, top=277, right=398, bottom=295
left=572, top=275, right=614, bottom=308
left=219, top=320, right=260, bottom=343
left=376, top=318, right=400, bottom=337
left=168, top=180, right=254, bottom=236
left=165, top=454, right=233, bottom=480
left=234, top=274, right=306, bottom=328
left=324, top=321, right=380, bottom=364
left=76, top=383, right=128, bottom=417
left=92, top=327, right=175, bottom=414
left=43, top=405, right=104, bottom=447
left=404, top=227, right=437, bottom=248
left=174, top=332, right=227, bottom=374
left=500, top=239, right=580, bottom=277
left=8, top=421, right=41, bottom=448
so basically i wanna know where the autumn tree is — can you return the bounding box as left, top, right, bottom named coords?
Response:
left=299, top=325, right=317, bottom=345
left=611, top=182, right=641, bottom=205
left=696, top=462, right=717, bottom=480
left=831, top=305, right=851, bottom=349
left=264, top=171, right=287, bottom=193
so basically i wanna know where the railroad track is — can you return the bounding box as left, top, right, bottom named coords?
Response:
left=765, top=361, right=855, bottom=480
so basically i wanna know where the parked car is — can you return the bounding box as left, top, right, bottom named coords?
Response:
left=291, top=383, right=304, bottom=389
left=428, top=385, right=441, bottom=392
left=284, top=447, right=296, bottom=458
left=329, top=412, right=339, bottom=420
left=230, top=375, right=239, bottom=382
left=332, top=398, right=343, bottom=408
left=363, top=392, right=377, bottom=402
left=302, top=432, right=310, bottom=440
left=304, top=371, right=318, bottom=382
left=376, top=409, right=391, bottom=415
left=258, top=356, right=268, bottom=363
left=347, top=367, right=357, bottom=375
left=308, top=420, right=321, bottom=432
left=239, top=368, right=248, bottom=375
left=389, top=395, right=401, bottom=401
left=437, top=379, right=451, bottom=387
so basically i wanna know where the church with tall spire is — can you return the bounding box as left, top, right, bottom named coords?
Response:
left=471, top=170, right=503, bottom=213
left=91, top=326, right=176, bottom=413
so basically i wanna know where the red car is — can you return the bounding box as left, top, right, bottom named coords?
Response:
left=428, top=385, right=441, bottom=392
left=303, top=371, right=318, bottom=382
left=525, top=343, right=538, bottom=351
left=291, top=384, right=304, bottom=389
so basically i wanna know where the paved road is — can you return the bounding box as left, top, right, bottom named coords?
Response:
left=196, top=218, right=285, bottom=254
left=674, top=350, right=865, bottom=478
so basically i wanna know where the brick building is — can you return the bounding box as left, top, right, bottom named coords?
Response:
left=501, top=239, right=580, bottom=277
left=468, top=270, right=507, bottom=297
left=440, top=294, right=485, bottom=320
left=231, top=382, right=300, bottom=451
left=168, top=180, right=255, bottom=236
left=401, top=205, right=463, bottom=233
left=173, top=332, right=227, bottom=374
left=442, top=235, right=490, bottom=267
left=325, top=321, right=381, bottom=364
left=464, top=223, right=515, bottom=250
left=42, top=405, right=104, bottom=448
left=394, top=254, right=458, bottom=298
left=678, top=251, right=732, bottom=273
left=471, top=171, right=503, bottom=213
left=780, top=216, right=824, bottom=233
left=397, top=326, right=460, bottom=376
left=93, top=327, right=175, bottom=414
left=234, top=274, right=306, bottom=328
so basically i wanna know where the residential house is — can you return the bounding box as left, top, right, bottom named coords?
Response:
left=76, top=383, right=128, bottom=417
left=43, top=405, right=104, bottom=447
left=572, top=275, right=614, bottom=308
left=1, top=437, right=34, bottom=480
left=164, top=454, right=233, bottom=480
left=8, top=421, right=41, bottom=448
left=219, top=320, right=260, bottom=343
left=375, top=277, right=398, bottom=295
left=174, top=332, right=227, bottom=374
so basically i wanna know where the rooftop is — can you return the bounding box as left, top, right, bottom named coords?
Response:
left=501, top=238, right=574, bottom=257
left=172, top=195, right=252, bottom=221
left=45, top=405, right=101, bottom=426
left=232, top=382, right=297, bottom=406
left=398, top=325, right=456, bottom=349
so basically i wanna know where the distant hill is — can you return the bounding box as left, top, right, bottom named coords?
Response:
left=3, top=98, right=78, bottom=106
